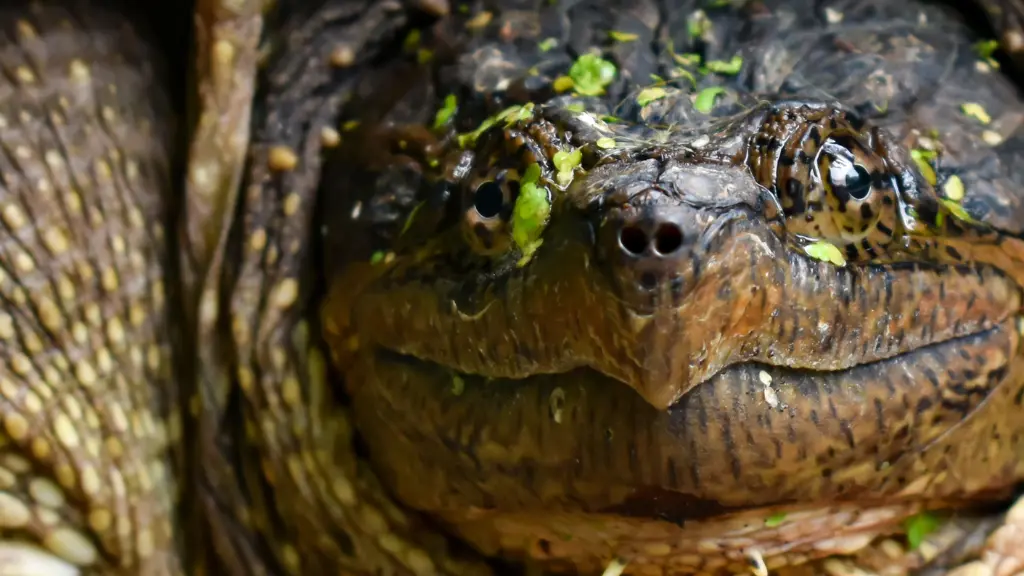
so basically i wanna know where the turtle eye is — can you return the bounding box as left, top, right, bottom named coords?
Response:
left=828, top=157, right=872, bottom=201
left=816, top=135, right=901, bottom=247
left=462, top=168, right=521, bottom=255
left=473, top=181, right=505, bottom=219
left=821, top=140, right=877, bottom=205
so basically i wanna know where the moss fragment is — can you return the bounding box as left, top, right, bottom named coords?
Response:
left=910, top=149, right=937, bottom=186
left=433, top=94, right=458, bottom=130
left=961, top=102, right=992, bottom=125
left=804, top=241, right=846, bottom=267
left=705, top=55, right=743, bottom=75
left=637, top=86, right=667, bottom=106
left=904, top=512, right=942, bottom=551
left=687, top=10, right=711, bottom=39
left=942, top=174, right=965, bottom=201
left=568, top=53, right=617, bottom=96
left=694, top=87, right=726, bottom=113
left=512, top=163, right=552, bottom=266
left=609, top=30, right=639, bottom=42
left=552, top=148, right=582, bottom=187
left=974, top=39, right=1001, bottom=68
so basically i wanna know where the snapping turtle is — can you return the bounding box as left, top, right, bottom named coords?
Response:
left=2, top=0, right=1024, bottom=575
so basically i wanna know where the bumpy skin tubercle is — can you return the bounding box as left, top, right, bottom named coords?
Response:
left=0, top=3, right=181, bottom=574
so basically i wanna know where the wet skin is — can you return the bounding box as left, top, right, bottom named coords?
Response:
left=2, top=0, right=1024, bottom=576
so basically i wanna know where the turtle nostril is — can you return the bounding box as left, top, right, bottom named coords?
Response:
left=620, top=225, right=648, bottom=255
left=653, top=223, right=683, bottom=255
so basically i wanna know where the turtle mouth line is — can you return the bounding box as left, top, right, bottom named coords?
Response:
left=373, top=309, right=1019, bottom=412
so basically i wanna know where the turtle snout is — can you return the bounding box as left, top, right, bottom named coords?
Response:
left=597, top=201, right=700, bottom=313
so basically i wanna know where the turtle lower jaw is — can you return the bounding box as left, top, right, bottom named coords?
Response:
left=341, top=321, right=1024, bottom=573
left=345, top=318, right=1024, bottom=516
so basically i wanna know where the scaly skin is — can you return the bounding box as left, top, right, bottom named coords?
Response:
left=0, top=3, right=183, bottom=574
left=1, top=1, right=1024, bottom=576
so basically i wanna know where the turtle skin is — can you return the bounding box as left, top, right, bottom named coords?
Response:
left=0, top=1, right=1022, bottom=576
left=199, top=0, right=1024, bottom=574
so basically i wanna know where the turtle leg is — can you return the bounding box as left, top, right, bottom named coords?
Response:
left=184, top=1, right=491, bottom=574
left=0, top=1, right=184, bottom=574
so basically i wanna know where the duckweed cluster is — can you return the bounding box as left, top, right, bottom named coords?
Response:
left=512, top=163, right=551, bottom=266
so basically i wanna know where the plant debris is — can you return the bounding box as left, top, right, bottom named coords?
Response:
left=695, top=87, right=726, bottom=113
left=637, top=86, right=668, bottom=106
left=705, top=55, right=743, bottom=75
left=961, top=102, right=992, bottom=125
left=942, top=174, right=965, bottom=201
left=433, top=94, right=458, bottom=129
left=804, top=240, right=846, bottom=267
left=566, top=53, right=617, bottom=96
left=904, top=512, right=942, bottom=551
left=512, top=163, right=552, bottom=266
left=609, top=30, right=639, bottom=42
